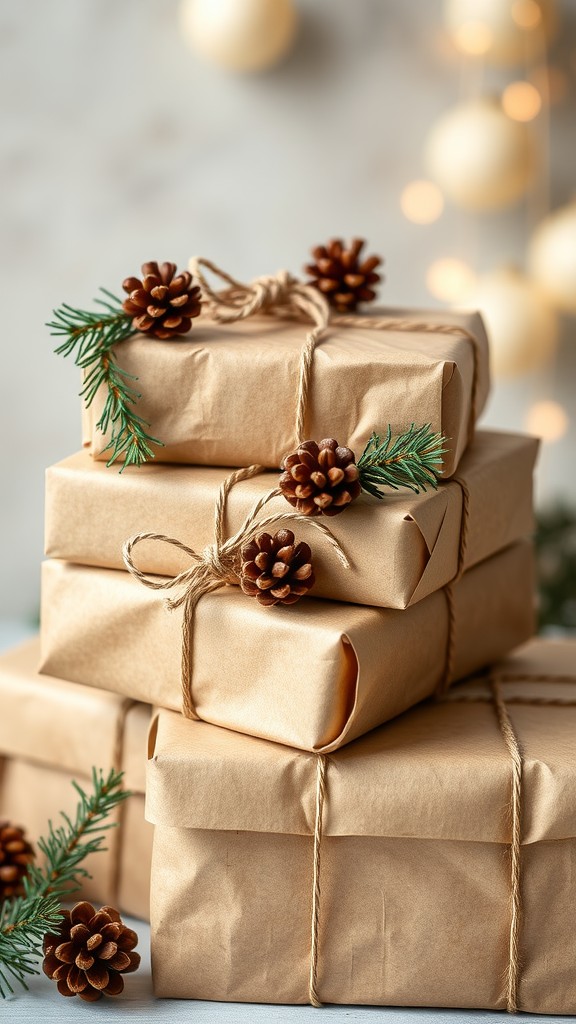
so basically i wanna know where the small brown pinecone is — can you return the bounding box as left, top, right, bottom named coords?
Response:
left=279, top=439, right=361, bottom=517
left=240, top=529, right=315, bottom=606
left=122, top=261, right=202, bottom=339
left=305, top=237, right=382, bottom=313
left=42, top=901, right=140, bottom=1001
left=0, top=821, right=34, bottom=900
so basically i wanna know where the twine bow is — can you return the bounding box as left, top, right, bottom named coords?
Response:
left=123, top=464, right=350, bottom=720
left=190, top=258, right=330, bottom=444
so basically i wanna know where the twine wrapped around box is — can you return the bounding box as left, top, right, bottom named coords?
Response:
left=146, top=643, right=576, bottom=1011
left=118, top=259, right=486, bottom=720
left=122, top=454, right=472, bottom=720
left=189, top=257, right=482, bottom=457
left=82, top=259, right=488, bottom=475
left=308, top=664, right=576, bottom=1011
left=123, top=465, right=350, bottom=720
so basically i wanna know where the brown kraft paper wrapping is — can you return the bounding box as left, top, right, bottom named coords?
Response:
left=81, top=308, right=489, bottom=478
left=0, top=638, right=152, bottom=920
left=45, top=430, right=538, bottom=611
left=146, top=637, right=576, bottom=1012
left=40, top=540, right=535, bottom=753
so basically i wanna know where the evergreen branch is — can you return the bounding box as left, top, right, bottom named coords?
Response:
left=48, top=290, right=163, bottom=469
left=357, top=423, right=448, bottom=499
left=0, top=769, right=129, bottom=997
left=0, top=896, right=62, bottom=997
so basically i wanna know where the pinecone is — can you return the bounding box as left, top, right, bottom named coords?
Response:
left=279, top=438, right=361, bottom=517
left=122, top=261, right=202, bottom=339
left=305, top=237, right=382, bottom=313
left=0, top=821, right=34, bottom=900
left=42, top=901, right=140, bottom=1001
left=240, top=529, right=315, bottom=606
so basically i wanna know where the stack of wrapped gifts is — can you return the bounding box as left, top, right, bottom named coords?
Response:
left=2, top=248, right=575, bottom=1013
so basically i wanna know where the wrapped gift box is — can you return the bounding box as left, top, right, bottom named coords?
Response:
left=82, top=307, right=489, bottom=477
left=0, top=639, right=152, bottom=920
left=45, top=430, right=537, bottom=611
left=40, top=541, right=534, bottom=752
left=146, top=637, right=576, bottom=1013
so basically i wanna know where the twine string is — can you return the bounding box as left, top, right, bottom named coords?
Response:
left=309, top=753, right=328, bottom=1008
left=445, top=671, right=576, bottom=704
left=189, top=257, right=481, bottom=451
left=123, top=467, right=350, bottom=719
left=490, top=676, right=523, bottom=1015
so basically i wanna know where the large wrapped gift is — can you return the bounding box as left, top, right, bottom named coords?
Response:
left=82, top=307, right=489, bottom=478
left=45, top=430, right=537, bottom=610
left=0, top=639, right=152, bottom=920
left=40, top=540, right=534, bottom=752
left=146, top=637, right=576, bottom=1012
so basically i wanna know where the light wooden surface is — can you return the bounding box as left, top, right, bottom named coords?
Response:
left=3, top=915, right=571, bottom=1024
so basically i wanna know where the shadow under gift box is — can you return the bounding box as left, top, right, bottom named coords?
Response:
left=45, top=430, right=538, bottom=611
left=0, top=638, right=152, bottom=921
left=145, top=637, right=576, bottom=1012
left=81, top=308, right=489, bottom=478
left=39, top=540, right=535, bottom=753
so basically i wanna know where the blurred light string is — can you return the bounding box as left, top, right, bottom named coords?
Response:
left=522, top=5, right=568, bottom=448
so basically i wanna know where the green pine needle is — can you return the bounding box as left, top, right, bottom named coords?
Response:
left=47, top=290, right=163, bottom=470
left=0, top=768, right=129, bottom=998
left=357, top=423, right=448, bottom=499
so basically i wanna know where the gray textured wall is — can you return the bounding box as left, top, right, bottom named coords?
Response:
left=1, top=0, right=575, bottom=618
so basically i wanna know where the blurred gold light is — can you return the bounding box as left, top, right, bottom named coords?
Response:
left=525, top=400, right=569, bottom=442
left=452, top=21, right=493, bottom=55
left=532, top=65, right=568, bottom=105
left=502, top=81, right=542, bottom=121
left=546, top=66, right=568, bottom=104
left=426, top=258, right=476, bottom=302
left=400, top=180, right=444, bottom=224
left=512, top=0, right=542, bottom=30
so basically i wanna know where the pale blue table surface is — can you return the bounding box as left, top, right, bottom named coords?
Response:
left=1, top=621, right=573, bottom=1023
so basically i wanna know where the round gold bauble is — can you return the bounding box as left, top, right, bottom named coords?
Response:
left=425, top=98, right=536, bottom=212
left=444, top=0, right=557, bottom=65
left=179, top=0, right=298, bottom=73
left=459, top=267, right=558, bottom=378
left=529, top=201, right=576, bottom=315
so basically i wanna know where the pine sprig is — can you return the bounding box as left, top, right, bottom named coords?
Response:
left=357, top=423, right=447, bottom=499
left=0, top=768, right=129, bottom=997
left=0, top=895, right=62, bottom=997
left=48, top=291, right=163, bottom=470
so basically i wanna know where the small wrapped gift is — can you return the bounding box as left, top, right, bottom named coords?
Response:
left=0, top=638, right=152, bottom=920
left=40, top=541, right=534, bottom=752
left=45, top=430, right=537, bottom=610
left=82, top=306, right=489, bottom=478
left=146, top=637, right=576, bottom=1012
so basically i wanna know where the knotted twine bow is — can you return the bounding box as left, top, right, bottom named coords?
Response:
left=123, top=465, right=350, bottom=720
left=309, top=670, right=576, bottom=1012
